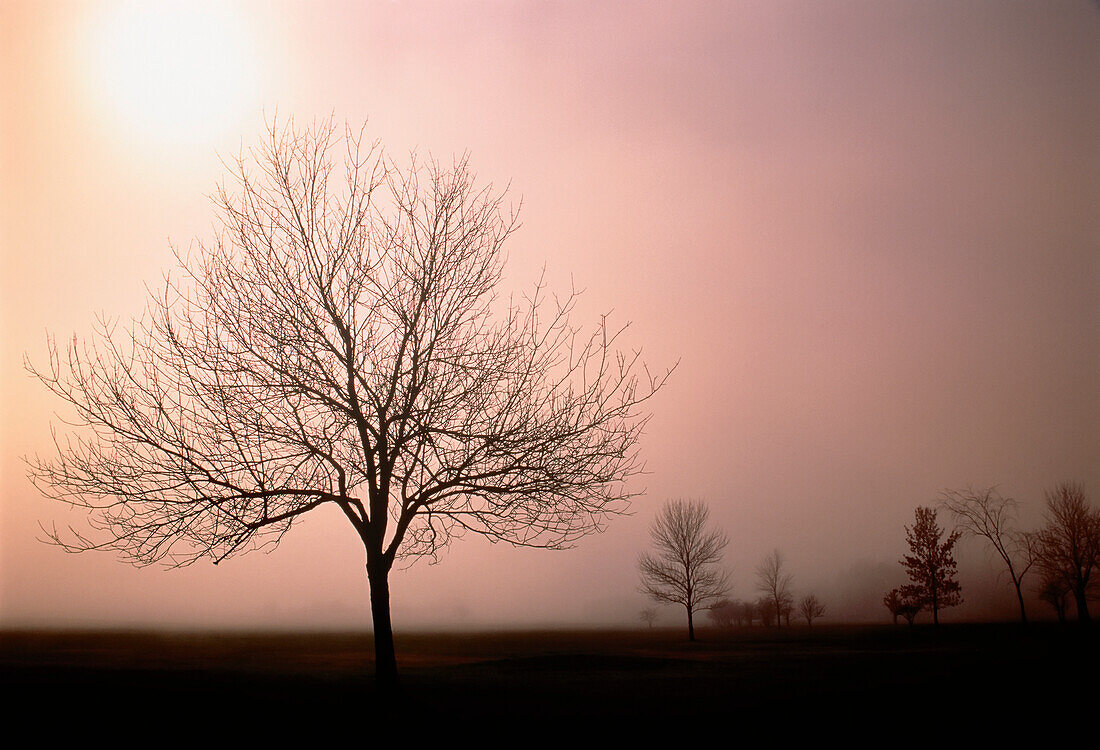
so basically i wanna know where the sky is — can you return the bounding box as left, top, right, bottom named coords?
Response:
left=1, top=0, right=1097, bottom=630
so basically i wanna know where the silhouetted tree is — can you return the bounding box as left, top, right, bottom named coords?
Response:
left=755, top=549, right=793, bottom=628
left=706, top=598, right=738, bottom=630
left=898, top=592, right=923, bottom=626
left=780, top=597, right=794, bottom=627
left=883, top=589, right=903, bottom=625
left=639, top=499, right=729, bottom=641
left=885, top=586, right=923, bottom=625
left=941, top=486, right=1036, bottom=623
left=737, top=599, right=756, bottom=627
left=799, top=593, right=825, bottom=627
left=899, top=507, right=962, bottom=626
left=639, top=607, right=658, bottom=629
left=755, top=596, right=777, bottom=628
left=1032, top=483, right=1100, bottom=624
left=1037, top=571, right=1071, bottom=624
left=27, top=117, right=668, bottom=689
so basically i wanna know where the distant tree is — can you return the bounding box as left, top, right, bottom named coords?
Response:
left=899, top=507, right=962, bottom=626
left=706, top=598, right=738, bottom=630
left=941, top=486, right=1036, bottom=623
left=755, top=596, right=777, bottom=628
left=639, top=607, right=658, bottom=629
left=897, top=590, right=923, bottom=626
left=1032, top=483, right=1100, bottom=624
left=755, top=549, right=794, bottom=629
left=780, top=596, right=794, bottom=627
left=737, top=599, right=756, bottom=627
left=885, top=586, right=923, bottom=626
left=1036, top=572, right=1071, bottom=624
left=883, top=589, right=903, bottom=625
left=799, top=593, right=825, bottom=627
left=639, top=499, right=730, bottom=641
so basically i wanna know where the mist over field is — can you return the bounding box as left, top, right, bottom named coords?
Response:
left=2, top=1, right=1097, bottom=635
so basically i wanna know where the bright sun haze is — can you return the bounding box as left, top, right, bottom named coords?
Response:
left=85, top=1, right=256, bottom=143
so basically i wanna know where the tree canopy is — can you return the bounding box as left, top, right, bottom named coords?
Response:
left=899, top=506, right=962, bottom=625
left=28, top=117, right=669, bottom=685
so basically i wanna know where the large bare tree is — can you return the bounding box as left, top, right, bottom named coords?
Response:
left=27, top=118, right=668, bottom=688
left=1032, top=482, right=1099, bottom=624
left=638, top=499, right=729, bottom=641
left=940, top=486, right=1036, bottom=623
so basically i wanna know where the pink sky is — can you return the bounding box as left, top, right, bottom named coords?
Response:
left=2, top=1, right=1097, bottom=629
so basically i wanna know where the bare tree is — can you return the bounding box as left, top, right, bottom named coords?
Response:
left=26, top=118, right=668, bottom=689
left=899, top=507, right=962, bottom=626
left=737, top=599, right=755, bottom=627
left=1036, top=571, right=1071, bottom=624
left=639, top=607, right=658, bottom=629
left=755, top=549, right=793, bottom=628
left=941, top=486, right=1037, bottom=623
left=638, top=499, right=729, bottom=641
left=755, top=596, right=776, bottom=628
left=799, top=593, right=825, bottom=627
left=1032, top=482, right=1100, bottom=624
left=706, top=598, right=738, bottom=630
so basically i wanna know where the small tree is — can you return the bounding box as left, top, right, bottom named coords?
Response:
left=639, top=607, right=658, bottom=629
left=737, top=599, right=755, bottom=627
left=780, top=596, right=794, bottom=627
left=883, top=588, right=903, bottom=625
left=1036, top=572, right=1070, bottom=624
left=639, top=499, right=729, bottom=641
left=755, top=549, right=794, bottom=629
left=898, top=590, right=923, bottom=626
left=941, top=486, right=1036, bottom=623
left=1032, top=483, right=1100, bottom=624
left=885, top=586, right=923, bottom=625
left=706, top=598, right=738, bottom=630
left=755, top=596, right=777, bottom=628
left=899, top=507, right=962, bottom=626
left=799, top=593, right=825, bottom=627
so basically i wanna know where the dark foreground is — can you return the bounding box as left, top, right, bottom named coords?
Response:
left=3, top=623, right=1095, bottom=733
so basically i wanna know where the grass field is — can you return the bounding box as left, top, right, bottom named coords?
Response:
left=3, top=623, right=1095, bottom=733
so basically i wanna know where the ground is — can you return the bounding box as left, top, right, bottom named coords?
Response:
left=3, top=623, right=1094, bottom=736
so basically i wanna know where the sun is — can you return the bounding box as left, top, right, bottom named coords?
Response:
left=87, top=1, right=258, bottom=144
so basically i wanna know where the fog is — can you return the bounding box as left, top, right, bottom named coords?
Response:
left=2, top=1, right=1097, bottom=631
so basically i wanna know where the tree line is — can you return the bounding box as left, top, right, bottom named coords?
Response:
left=637, top=499, right=826, bottom=640
left=640, top=483, right=1099, bottom=640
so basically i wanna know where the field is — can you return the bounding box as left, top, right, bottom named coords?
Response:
left=3, top=623, right=1095, bottom=733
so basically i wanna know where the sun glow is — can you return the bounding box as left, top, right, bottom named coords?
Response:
left=87, top=1, right=259, bottom=144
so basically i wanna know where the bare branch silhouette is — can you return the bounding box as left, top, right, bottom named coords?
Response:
left=26, top=116, right=670, bottom=688
left=639, top=499, right=729, bottom=641
left=941, top=486, right=1036, bottom=623
left=1032, top=482, right=1100, bottom=624
left=755, top=549, right=793, bottom=629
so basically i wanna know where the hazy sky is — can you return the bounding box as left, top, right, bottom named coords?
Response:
left=2, top=0, right=1097, bottom=630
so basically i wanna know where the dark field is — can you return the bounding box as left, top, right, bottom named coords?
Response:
left=3, top=624, right=1095, bottom=733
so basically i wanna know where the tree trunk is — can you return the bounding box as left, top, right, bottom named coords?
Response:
left=1013, top=582, right=1028, bottom=624
left=1073, top=587, right=1092, bottom=624
left=687, top=607, right=695, bottom=641
left=367, top=562, right=399, bottom=690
